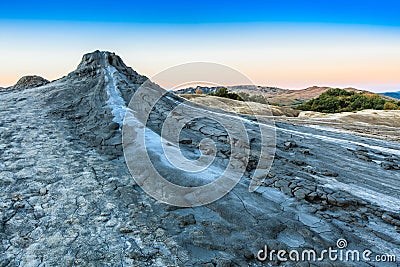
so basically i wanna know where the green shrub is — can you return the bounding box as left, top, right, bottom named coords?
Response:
left=384, top=101, right=399, bottom=110
left=297, top=89, right=399, bottom=113
left=209, top=88, right=244, bottom=101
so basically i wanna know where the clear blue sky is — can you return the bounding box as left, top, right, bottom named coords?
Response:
left=1, top=0, right=400, bottom=26
left=1, top=0, right=399, bottom=92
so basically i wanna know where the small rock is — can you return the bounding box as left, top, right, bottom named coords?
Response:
left=11, top=194, right=23, bottom=202
left=243, top=248, right=254, bottom=259
left=293, top=188, right=310, bottom=200
left=96, top=215, right=110, bottom=222
left=105, top=218, right=119, bottom=227
left=155, top=228, right=165, bottom=238
left=179, top=138, right=192, bottom=144
left=302, top=166, right=317, bottom=175
left=34, top=207, right=46, bottom=219
left=290, top=160, right=307, bottom=166
left=178, top=214, right=196, bottom=228
left=321, top=171, right=338, bottom=177
left=13, top=201, right=25, bottom=209
left=142, top=247, right=158, bottom=258
left=125, top=241, right=142, bottom=259
left=384, top=157, right=394, bottom=162
left=275, top=180, right=289, bottom=189
left=104, top=135, right=122, bottom=146
left=306, top=192, right=318, bottom=201
left=283, top=140, right=297, bottom=149
left=356, top=154, right=371, bottom=162
left=76, top=196, right=86, bottom=207
left=100, top=211, right=111, bottom=216
left=381, top=162, right=398, bottom=170
left=108, top=122, right=120, bottom=130
left=119, top=227, right=134, bottom=234
left=382, top=212, right=392, bottom=222
left=213, top=258, right=232, bottom=267
left=126, top=250, right=141, bottom=259
left=39, top=188, right=47, bottom=195
left=300, top=149, right=312, bottom=155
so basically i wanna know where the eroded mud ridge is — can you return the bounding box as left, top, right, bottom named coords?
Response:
left=1, top=51, right=399, bottom=266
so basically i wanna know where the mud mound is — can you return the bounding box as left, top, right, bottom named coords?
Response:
left=13, top=75, right=49, bottom=90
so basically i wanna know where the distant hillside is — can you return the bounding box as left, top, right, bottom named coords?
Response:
left=1, top=76, right=50, bottom=92
left=13, top=75, right=49, bottom=90
left=181, top=94, right=300, bottom=117
left=297, top=88, right=400, bottom=113
left=176, top=85, right=366, bottom=106
left=382, top=91, right=400, bottom=99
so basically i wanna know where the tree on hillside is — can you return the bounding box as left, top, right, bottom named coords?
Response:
left=297, top=88, right=400, bottom=113
left=209, top=87, right=243, bottom=101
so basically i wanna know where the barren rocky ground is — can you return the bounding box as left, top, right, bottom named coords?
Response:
left=0, top=85, right=188, bottom=266
left=182, top=94, right=400, bottom=143
left=180, top=94, right=300, bottom=117
left=272, top=110, right=400, bottom=143
left=1, top=51, right=399, bottom=266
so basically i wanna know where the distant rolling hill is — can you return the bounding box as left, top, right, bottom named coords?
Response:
left=176, top=85, right=367, bottom=106
left=382, top=91, right=400, bottom=99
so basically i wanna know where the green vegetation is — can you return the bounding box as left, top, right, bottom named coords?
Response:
left=296, top=88, right=400, bottom=113
left=208, top=88, right=271, bottom=104
left=190, top=87, right=271, bottom=105
left=209, top=87, right=244, bottom=101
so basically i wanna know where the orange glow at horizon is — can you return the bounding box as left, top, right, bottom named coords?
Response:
left=0, top=22, right=399, bottom=92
